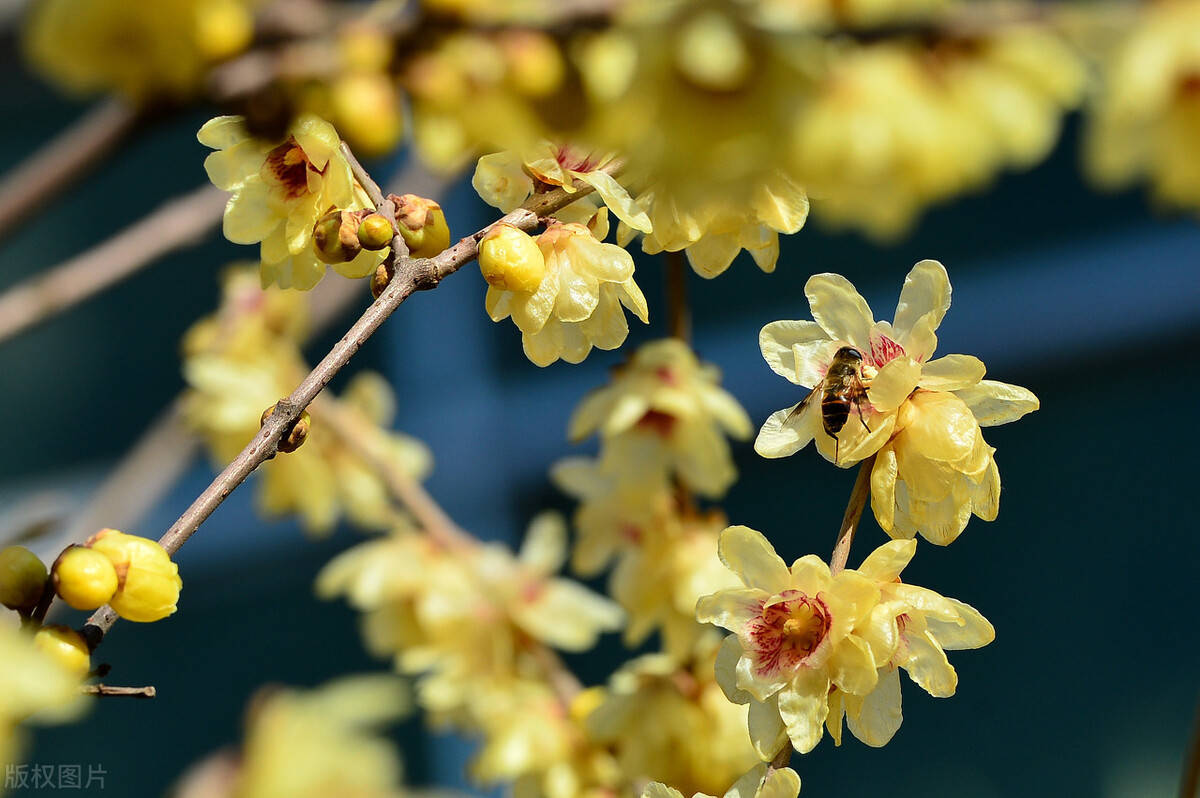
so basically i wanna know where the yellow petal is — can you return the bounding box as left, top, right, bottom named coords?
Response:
left=695, top=588, right=765, bottom=632
left=776, top=670, right=831, bottom=754
left=755, top=399, right=819, bottom=459
left=920, top=354, right=986, bottom=391
left=759, top=320, right=834, bottom=387
left=804, top=273, right=875, bottom=350
left=518, top=511, right=567, bottom=574
left=719, top=525, right=791, bottom=593
left=197, top=115, right=247, bottom=149
left=901, top=630, right=957, bottom=698
left=868, top=356, right=921, bottom=412
left=829, top=635, right=879, bottom=695
left=748, top=696, right=788, bottom=760
left=954, top=379, right=1040, bottom=426
left=578, top=170, right=652, bottom=233
left=856, top=539, right=916, bottom=582
left=715, top=633, right=753, bottom=705
left=892, top=259, right=950, bottom=343
left=870, top=445, right=898, bottom=533
left=925, top=598, right=995, bottom=651
left=845, top=666, right=902, bottom=747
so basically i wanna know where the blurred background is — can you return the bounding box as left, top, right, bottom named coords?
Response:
left=1, top=11, right=1199, bottom=798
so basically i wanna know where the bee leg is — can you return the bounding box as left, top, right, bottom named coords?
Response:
left=856, top=401, right=871, bottom=433
left=834, top=435, right=840, bottom=464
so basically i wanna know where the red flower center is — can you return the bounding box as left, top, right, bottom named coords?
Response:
left=637, top=409, right=677, bottom=438
left=749, top=590, right=831, bottom=676
left=263, top=137, right=320, bottom=199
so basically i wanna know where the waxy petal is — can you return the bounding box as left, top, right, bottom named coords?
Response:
left=759, top=320, right=835, bottom=387
left=805, top=273, right=875, bottom=350
left=954, top=380, right=1040, bottom=426
left=777, top=669, right=831, bottom=754
left=718, top=526, right=791, bottom=594
left=846, top=666, right=903, bottom=747
left=857, top=539, right=917, bottom=582
left=748, top=696, right=789, bottom=760
left=893, top=259, right=950, bottom=342
left=921, top=354, right=986, bottom=391
left=868, top=356, right=921, bottom=412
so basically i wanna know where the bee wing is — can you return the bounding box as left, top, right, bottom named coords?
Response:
left=783, top=385, right=820, bottom=426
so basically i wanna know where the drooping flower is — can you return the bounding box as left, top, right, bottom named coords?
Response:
left=198, top=114, right=384, bottom=290
left=696, top=525, right=885, bottom=756
left=1085, top=0, right=1200, bottom=212
left=568, top=339, right=752, bottom=497
left=484, top=221, right=649, bottom=366
left=755, top=260, right=1038, bottom=542
left=826, top=539, right=994, bottom=747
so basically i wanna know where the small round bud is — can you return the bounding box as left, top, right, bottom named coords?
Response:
left=357, top=213, right=395, bottom=251
left=0, top=546, right=48, bottom=611
left=390, top=194, right=451, bottom=259
left=260, top=404, right=311, bottom=454
left=52, top=545, right=119, bottom=611
left=313, top=208, right=365, bottom=264
left=33, top=625, right=90, bottom=677
left=86, top=529, right=181, bottom=623
left=478, top=223, right=546, bottom=292
left=371, top=260, right=395, bottom=299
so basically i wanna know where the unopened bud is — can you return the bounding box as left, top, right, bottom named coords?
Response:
left=33, top=625, right=90, bottom=677
left=357, top=213, right=394, bottom=251
left=313, top=208, right=365, bottom=264
left=371, top=260, right=395, bottom=299
left=86, top=529, right=182, bottom=623
left=478, top=223, right=546, bottom=292
left=390, top=194, right=451, bottom=258
left=0, top=546, right=47, bottom=611
left=53, top=546, right=119, bottom=611
left=260, top=404, right=311, bottom=454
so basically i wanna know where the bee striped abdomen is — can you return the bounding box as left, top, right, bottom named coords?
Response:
left=820, top=393, right=852, bottom=437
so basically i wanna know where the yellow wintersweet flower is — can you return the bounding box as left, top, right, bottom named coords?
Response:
left=641, top=762, right=801, bottom=798
left=174, top=676, right=411, bottom=798
left=826, top=539, right=994, bottom=747
left=24, top=0, right=255, bottom=100
left=587, top=650, right=759, bottom=797
left=473, top=143, right=652, bottom=235
left=747, top=0, right=948, bottom=31
left=199, top=114, right=383, bottom=290
left=792, top=34, right=1084, bottom=238
left=0, top=621, right=89, bottom=774
left=569, top=339, right=752, bottom=498
left=485, top=221, right=649, bottom=366
left=1085, top=0, right=1200, bottom=212
left=617, top=178, right=809, bottom=279
left=696, top=526, right=884, bottom=756
left=755, top=261, right=1038, bottom=541
left=318, top=514, right=623, bottom=718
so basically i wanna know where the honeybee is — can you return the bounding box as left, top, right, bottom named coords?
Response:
left=784, top=345, right=872, bottom=461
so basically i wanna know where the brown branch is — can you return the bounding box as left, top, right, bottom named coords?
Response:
left=665, top=250, right=690, bottom=343
left=829, top=454, right=876, bottom=574
left=81, top=154, right=612, bottom=649
left=0, top=99, right=139, bottom=239
left=1182, top=695, right=1200, bottom=798
left=0, top=184, right=227, bottom=345
left=81, top=684, right=157, bottom=698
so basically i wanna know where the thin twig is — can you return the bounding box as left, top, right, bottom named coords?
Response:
left=81, top=154, right=612, bottom=649
left=665, top=250, right=691, bottom=343
left=1181, top=695, right=1200, bottom=798
left=769, top=745, right=792, bottom=769
left=0, top=185, right=227, bottom=345
left=311, top=397, right=472, bottom=548
left=0, top=99, right=139, bottom=239
left=81, top=684, right=157, bottom=698
left=829, top=454, right=876, bottom=574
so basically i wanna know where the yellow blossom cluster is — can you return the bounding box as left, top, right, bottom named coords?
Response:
left=199, top=114, right=385, bottom=291
left=23, top=0, right=256, bottom=100
left=552, top=340, right=754, bottom=657
left=317, top=513, right=626, bottom=797
left=474, top=145, right=652, bottom=366
left=1085, top=0, right=1200, bottom=212
left=182, top=267, right=431, bottom=534
left=697, top=526, right=992, bottom=756
left=755, top=260, right=1038, bottom=544
left=0, top=622, right=89, bottom=776
left=173, top=676, right=414, bottom=798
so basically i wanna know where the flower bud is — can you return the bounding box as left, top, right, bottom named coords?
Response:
left=357, top=213, right=394, bottom=251
left=371, top=260, right=395, bottom=299
left=478, top=223, right=546, bottom=292
left=34, top=625, right=90, bottom=677
left=0, top=546, right=47, bottom=611
left=260, top=404, right=312, bottom=454
left=86, top=529, right=181, bottom=623
left=52, top=545, right=119, bottom=611
left=313, top=208, right=364, bottom=264
left=390, top=194, right=450, bottom=258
